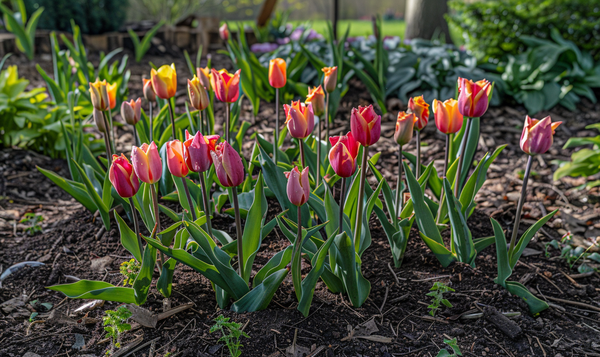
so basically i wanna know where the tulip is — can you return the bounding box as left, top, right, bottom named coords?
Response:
left=306, top=85, right=325, bottom=117
left=520, top=116, right=562, bottom=156
left=329, top=132, right=358, bottom=178
left=394, top=112, right=415, bottom=146
left=285, top=166, right=310, bottom=207
left=151, top=64, right=177, bottom=100
left=121, top=98, right=142, bottom=126
left=183, top=130, right=220, bottom=173
left=284, top=101, right=315, bottom=139
left=350, top=104, right=381, bottom=147
left=143, top=78, right=156, bottom=102
left=107, top=82, right=118, bottom=110
left=269, top=58, right=287, bottom=88
left=166, top=140, right=189, bottom=178
left=322, top=66, right=337, bottom=93
left=197, top=67, right=211, bottom=91
left=89, top=79, right=109, bottom=111
left=131, top=142, right=162, bottom=185
left=93, top=107, right=107, bottom=133
left=433, top=98, right=463, bottom=135
left=408, top=95, right=429, bottom=131
left=211, top=68, right=240, bottom=104
left=188, top=76, right=209, bottom=111
left=219, top=23, right=229, bottom=41
left=109, top=154, right=140, bottom=198
left=211, top=141, right=245, bottom=188
left=457, top=77, right=492, bottom=118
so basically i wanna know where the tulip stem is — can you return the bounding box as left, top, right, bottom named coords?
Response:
left=199, top=173, right=214, bottom=240
left=149, top=102, right=153, bottom=143
left=101, top=111, right=113, bottom=162
left=274, top=88, right=279, bottom=164
left=107, top=109, right=116, bottom=155
left=325, top=92, right=330, bottom=153
left=509, top=155, right=533, bottom=254
left=394, top=145, right=403, bottom=223
left=353, top=146, right=369, bottom=252
left=151, top=184, right=165, bottom=268
left=128, top=197, right=143, bottom=254
left=416, top=130, right=421, bottom=178
left=181, top=177, right=197, bottom=221
left=316, top=115, right=321, bottom=187
left=226, top=102, right=230, bottom=144
left=199, top=110, right=204, bottom=135
left=232, top=186, right=244, bottom=278
left=339, top=177, right=346, bottom=235
left=133, top=125, right=140, bottom=147
left=455, top=117, right=472, bottom=196
left=435, top=135, right=450, bottom=224
left=291, top=205, right=303, bottom=301
left=299, top=139, right=306, bottom=168
left=168, top=99, right=177, bottom=140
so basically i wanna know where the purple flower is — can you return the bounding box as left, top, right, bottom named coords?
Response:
left=251, top=43, right=279, bottom=53
left=276, top=37, right=290, bottom=45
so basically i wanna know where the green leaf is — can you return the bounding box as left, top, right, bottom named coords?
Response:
left=473, top=236, right=495, bottom=254
left=443, top=179, right=474, bottom=265
left=72, top=160, right=110, bottom=230
left=115, top=213, right=142, bottom=262
left=132, top=244, right=156, bottom=304
left=254, top=246, right=293, bottom=286
left=505, top=281, right=549, bottom=314
left=510, top=210, right=558, bottom=269
left=491, top=218, right=512, bottom=286
left=37, top=167, right=96, bottom=212
left=47, top=280, right=136, bottom=303
left=331, top=232, right=370, bottom=307
left=230, top=268, right=288, bottom=312
left=420, top=233, right=455, bottom=267
left=298, top=232, right=337, bottom=317
left=241, top=173, right=268, bottom=283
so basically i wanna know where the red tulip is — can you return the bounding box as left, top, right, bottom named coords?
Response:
left=350, top=104, right=381, bottom=147
left=219, top=23, right=229, bottom=41
left=329, top=132, right=359, bottom=178
left=394, top=111, right=415, bottom=146
left=109, top=154, right=140, bottom=198
left=433, top=98, right=463, bottom=135
left=284, top=100, right=315, bottom=139
left=121, top=98, right=142, bottom=125
left=166, top=140, right=189, bottom=178
left=520, top=116, right=562, bottom=156
left=211, top=141, right=245, bottom=187
left=285, top=166, right=310, bottom=206
left=211, top=68, right=240, bottom=103
left=183, top=130, right=220, bottom=173
left=457, top=78, right=492, bottom=118
left=131, top=142, right=162, bottom=184
left=269, top=58, right=287, bottom=88
left=408, top=95, right=429, bottom=131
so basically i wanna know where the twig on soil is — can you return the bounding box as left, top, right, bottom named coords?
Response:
left=539, top=295, right=600, bottom=312
left=483, top=335, right=515, bottom=357
left=154, top=318, right=196, bottom=354
left=387, top=263, right=405, bottom=284
left=569, top=271, right=594, bottom=279
left=411, top=275, right=450, bottom=282
left=534, top=335, right=546, bottom=357
left=560, top=270, right=582, bottom=288
left=418, top=315, right=448, bottom=324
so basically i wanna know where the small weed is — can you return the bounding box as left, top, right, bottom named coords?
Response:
left=427, top=281, right=455, bottom=316
left=209, top=315, right=249, bottom=357
left=20, top=213, right=43, bottom=235
left=545, top=231, right=600, bottom=273
left=437, top=337, right=462, bottom=356
left=103, top=306, right=132, bottom=354
left=120, top=259, right=141, bottom=286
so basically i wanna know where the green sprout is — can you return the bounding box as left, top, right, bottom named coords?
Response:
left=120, top=259, right=141, bottom=286
left=103, top=306, right=132, bottom=354
left=437, top=338, right=462, bottom=357
left=427, top=281, right=455, bottom=316
left=20, top=213, right=44, bottom=235
left=209, top=315, right=249, bottom=357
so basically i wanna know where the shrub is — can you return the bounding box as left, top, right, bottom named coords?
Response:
left=447, top=0, right=600, bottom=61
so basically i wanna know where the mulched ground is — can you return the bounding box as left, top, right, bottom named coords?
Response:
left=1, top=50, right=599, bottom=357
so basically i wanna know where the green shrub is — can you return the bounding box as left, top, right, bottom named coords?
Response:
left=23, top=0, right=129, bottom=34
left=448, top=0, right=600, bottom=61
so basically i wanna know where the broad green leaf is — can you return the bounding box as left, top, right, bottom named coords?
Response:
left=298, top=233, right=337, bottom=317
left=241, top=173, right=268, bottom=283
left=37, top=167, right=96, bottom=212
left=115, top=213, right=142, bottom=262
left=442, top=180, right=474, bottom=265
left=491, top=218, right=512, bottom=286
left=505, top=281, right=549, bottom=314
left=230, top=268, right=288, bottom=312
left=510, top=210, right=558, bottom=269
left=72, top=160, right=110, bottom=230
left=331, top=232, right=370, bottom=307
left=420, top=233, right=455, bottom=268
left=47, top=280, right=136, bottom=303
left=254, top=246, right=293, bottom=286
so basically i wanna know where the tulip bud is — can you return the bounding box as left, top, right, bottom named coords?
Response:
left=109, top=154, right=140, bottom=198
left=93, top=108, right=106, bottom=133
left=211, top=68, right=241, bottom=103
left=306, top=85, right=325, bottom=117
left=322, top=66, right=338, bottom=93
left=408, top=95, right=429, bottom=131
left=285, top=166, right=310, bottom=206
left=197, top=67, right=211, bottom=91
left=121, top=98, right=142, bottom=125
left=520, top=116, right=562, bottom=156
left=151, top=64, right=177, bottom=99
left=166, top=140, right=189, bottom=178
left=219, top=23, right=229, bottom=41
left=183, top=130, right=220, bottom=173
left=284, top=101, right=315, bottom=139
left=89, top=79, right=109, bottom=111
left=269, top=58, right=287, bottom=88
left=131, top=142, right=162, bottom=184
left=457, top=77, right=492, bottom=118
left=329, top=132, right=359, bottom=178
left=394, top=112, right=415, bottom=146
left=211, top=141, right=245, bottom=187
left=433, top=99, right=463, bottom=135
left=107, top=82, right=118, bottom=110
left=350, top=104, right=381, bottom=147
left=188, top=76, right=210, bottom=111
left=143, top=78, right=156, bottom=102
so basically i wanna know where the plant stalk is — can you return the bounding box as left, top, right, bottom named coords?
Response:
left=339, top=177, right=346, bottom=235
left=101, top=111, right=113, bottom=162
left=181, top=177, right=197, bottom=221
left=353, top=146, right=369, bottom=252
left=225, top=102, right=230, bottom=144
left=454, top=117, right=472, bottom=196
left=394, top=145, right=403, bottom=222
left=232, top=186, right=244, bottom=277
left=299, top=139, right=306, bottom=168
left=133, top=125, right=139, bottom=147
left=107, top=109, right=116, bottom=154
left=291, top=205, right=303, bottom=301
left=200, top=110, right=205, bottom=134
left=274, top=87, right=279, bottom=164
left=167, top=99, right=177, bottom=140
left=509, top=155, right=533, bottom=254
left=151, top=184, right=165, bottom=268
left=199, top=173, right=214, bottom=240
left=435, top=135, right=450, bottom=224
left=316, top=115, right=321, bottom=186
left=149, top=102, right=153, bottom=143
left=325, top=92, right=330, bottom=153
left=416, top=130, right=421, bottom=178
left=128, top=197, right=142, bottom=253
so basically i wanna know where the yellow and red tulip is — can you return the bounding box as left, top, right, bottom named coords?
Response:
left=89, top=79, right=109, bottom=111
left=131, top=142, right=162, bottom=184
left=408, top=95, right=429, bottom=131
left=121, top=98, right=142, bottom=125
left=520, top=116, right=562, bottom=156
left=269, top=58, right=287, bottom=88
left=306, top=85, right=325, bottom=117
left=109, top=154, right=140, bottom=198
left=219, top=23, right=229, bottom=41
left=107, top=82, right=118, bottom=110
left=433, top=98, right=463, bottom=135
left=457, top=78, right=492, bottom=118
left=166, top=140, right=189, bottom=178
left=211, top=141, right=245, bottom=187
left=284, top=100, right=315, bottom=139
left=188, top=75, right=209, bottom=111
left=329, top=132, right=359, bottom=178
left=211, top=68, right=241, bottom=103
left=285, top=166, right=310, bottom=206
left=183, top=130, right=220, bottom=173
left=197, top=67, right=212, bottom=91
left=394, top=111, right=415, bottom=146
left=322, top=66, right=338, bottom=93
left=151, top=64, right=177, bottom=99
left=143, top=78, right=156, bottom=102
left=350, top=104, right=381, bottom=147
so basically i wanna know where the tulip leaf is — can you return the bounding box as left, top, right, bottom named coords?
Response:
left=172, top=176, right=199, bottom=221
left=402, top=150, right=442, bottom=199
left=254, top=246, right=293, bottom=286
left=231, top=268, right=288, bottom=312
left=159, top=143, right=174, bottom=196
left=505, top=281, right=549, bottom=314
left=72, top=160, right=110, bottom=230
left=330, top=232, right=370, bottom=307
left=442, top=179, right=475, bottom=265
left=458, top=118, right=480, bottom=189
left=37, top=166, right=96, bottom=212
left=132, top=243, right=156, bottom=305
left=256, top=134, right=290, bottom=165
left=47, top=280, right=137, bottom=303
left=419, top=232, right=455, bottom=268
left=115, top=212, right=142, bottom=262
left=374, top=205, right=414, bottom=268
left=509, top=210, right=558, bottom=269
left=241, top=173, right=268, bottom=283
left=474, top=236, right=495, bottom=254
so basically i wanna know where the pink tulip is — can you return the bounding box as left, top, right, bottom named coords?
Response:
left=285, top=166, right=310, bottom=206
left=520, top=116, right=562, bottom=155
left=109, top=154, right=140, bottom=198
left=394, top=111, right=415, bottom=146
left=121, top=98, right=142, bottom=125
left=183, top=130, right=220, bottom=173
left=211, top=68, right=240, bottom=103
left=284, top=100, right=315, bottom=139
left=457, top=77, right=492, bottom=118
left=350, top=104, right=381, bottom=147
left=131, top=142, right=162, bottom=184
left=166, top=140, right=189, bottom=178
left=219, top=23, right=229, bottom=41
left=329, top=132, right=359, bottom=178
left=211, top=141, right=245, bottom=187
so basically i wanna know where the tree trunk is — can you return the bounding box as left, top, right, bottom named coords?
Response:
left=404, top=0, right=450, bottom=42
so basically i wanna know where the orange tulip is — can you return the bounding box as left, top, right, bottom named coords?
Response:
left=211, top=68, right=241, bottom=103
left=166, top=140, right=189, bottom=178
left=457, top=78, right=492, bottom=118
left=433, top=98, right=463, bottom=135
left=269, top=58, right=287, bottom=88
left=106, top=82, right=118, bottom=110
left=408, top=95, right=429, bottom=131
left=322, top=66, right=338, bottom=93
left=305, top=85, right=325, bottom=117
left=151, top=64, right=177, bottom=99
